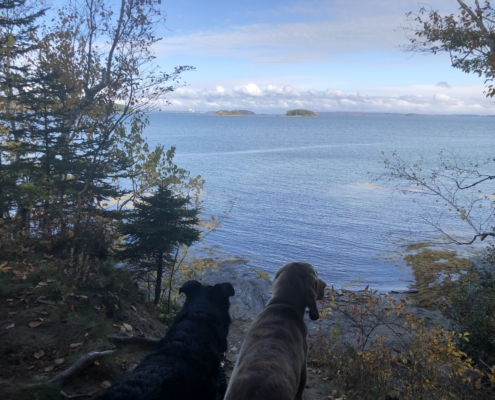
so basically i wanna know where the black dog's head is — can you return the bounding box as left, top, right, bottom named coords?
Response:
left=94, top=280, right=235, bottom=400
left=177, top=280, right=235, bottom=323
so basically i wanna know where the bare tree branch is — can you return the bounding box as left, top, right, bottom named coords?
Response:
left=48, top=349, right=116, bottom=385
left=457, top=174, right=495, bottom=189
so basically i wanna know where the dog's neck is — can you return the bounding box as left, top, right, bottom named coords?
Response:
left=265, top=291, right=306, bottom=319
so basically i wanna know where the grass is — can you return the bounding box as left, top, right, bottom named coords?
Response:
left=66, top=311, right=112, bottom=338
left=0, top=273, right=31, bottom=296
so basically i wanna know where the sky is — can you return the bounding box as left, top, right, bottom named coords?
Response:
left=146, top=0, right=494, bottom=114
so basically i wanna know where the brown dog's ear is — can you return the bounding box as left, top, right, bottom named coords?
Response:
left=212, top=282, right=235, bottom=298
left=307, top=278, right=327, bottom=320
left=316, top=278, right=326, bottom=301
left=179, top=280, right=202, bottom=297
left=307, top=293, right=319, bottom=320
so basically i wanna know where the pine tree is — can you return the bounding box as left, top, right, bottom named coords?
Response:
left=0, top=0, right=46, bottom=223
left=1, top=0, right=194, bottom=258
left=118, top=186, right=201, bottom=306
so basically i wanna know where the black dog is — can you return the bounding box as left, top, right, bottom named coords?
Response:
left=95, top=280, right=235, bottom=400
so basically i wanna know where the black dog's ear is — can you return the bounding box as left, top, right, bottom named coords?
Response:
left=179, top=280, right=202, bottom=297
left=212, top=282, right=235, bottom=298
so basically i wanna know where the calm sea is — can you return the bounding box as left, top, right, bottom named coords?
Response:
left=144, top=113, right=494, bottom=291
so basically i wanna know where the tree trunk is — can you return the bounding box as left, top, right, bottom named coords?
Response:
left=167, top=246, right=180, bottom=314
left=153, top=252, right=163, bottom=305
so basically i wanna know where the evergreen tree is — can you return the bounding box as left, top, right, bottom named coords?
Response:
left=118, top=186, right=201, bottom=306
left=1, top=0, right=194, bottom=258
left=0, top=0, right=46, bottom=223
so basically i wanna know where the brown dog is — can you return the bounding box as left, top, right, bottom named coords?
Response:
left=224, top=262, right=327, bottom=400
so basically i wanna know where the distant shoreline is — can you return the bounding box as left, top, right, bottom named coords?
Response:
left=319, top=112, right=495, bottom=117
left=153, top=110, right=495, bottom=117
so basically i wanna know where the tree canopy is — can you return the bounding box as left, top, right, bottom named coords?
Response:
left=286, top=109, right=317, bottom=117
left=0, top=0, right=195, bottom=257
left=402, top=0, right=495, bottom=97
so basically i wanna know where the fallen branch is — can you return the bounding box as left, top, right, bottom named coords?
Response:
left=48, top=349, right=116, bottom=385
left=61, top=391, right=97, bottom=399
left=107, top=335, right=159, bottom=347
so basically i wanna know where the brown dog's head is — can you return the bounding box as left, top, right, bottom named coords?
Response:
left=274, top=262, right=327, bottom=321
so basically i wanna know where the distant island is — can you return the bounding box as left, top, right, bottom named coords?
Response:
left=215, top=110, right=255, bottom=116
left=286, top=109, right=318, bottom=117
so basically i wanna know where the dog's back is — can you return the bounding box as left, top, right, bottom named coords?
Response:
left=95, top=280, right=235, bottom=400
left=225, top=304, right=307, bottom=400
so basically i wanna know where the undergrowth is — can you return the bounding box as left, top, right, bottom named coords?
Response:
left=310, top=287, right=495, bottom=399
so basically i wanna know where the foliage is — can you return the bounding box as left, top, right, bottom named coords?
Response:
left=0, top=0, right=194, bottom=259
left=117, top=186, right=201, bottom=306
left=0, top=0, right=46, bottom=224
left=311, top=287, right=494, bottom=399
left=386, top=3, right=495, bottom=377
left=403, top=243, right=495, bottom=367
left=285, top=109, right=317, bottom=116
left=402, top=0, right=495, bottom=97
left=448, top=245, right=495, bottom=365
left=403, top=245, right=472, bottom=310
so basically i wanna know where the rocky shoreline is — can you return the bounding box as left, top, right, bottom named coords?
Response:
left=198, top=261, right=445, bottom=325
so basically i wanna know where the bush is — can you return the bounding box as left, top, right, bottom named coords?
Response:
left=448, top=245, right=495, bottom=366
left=311, top=287, right=494, bottom=399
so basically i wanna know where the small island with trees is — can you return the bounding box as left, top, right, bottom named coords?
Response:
left=215, top=110, right=255, bottom=116
left=285, top=109, right=318, bottom=117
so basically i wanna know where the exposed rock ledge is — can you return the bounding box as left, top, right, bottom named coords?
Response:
left=198, top=264, right=272, bottom=321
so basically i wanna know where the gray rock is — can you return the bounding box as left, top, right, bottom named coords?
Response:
left=198, top=264, right=272, bottom=321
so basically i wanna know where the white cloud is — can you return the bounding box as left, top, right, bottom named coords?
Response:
left=233, top=83, right=264, bottom=97
left=433, top=93, right=452, bottom=103
left=325, top=89, right=346, bottom=98
left=164, top=83, right=494, bottom=115
left=265, top=85, right=300, bottom=97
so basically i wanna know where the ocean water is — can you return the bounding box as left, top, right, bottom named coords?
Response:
left=144, top=113, right=494, bottom=290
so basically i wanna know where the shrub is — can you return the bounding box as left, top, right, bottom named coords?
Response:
left=311, top=287, right=493, bottom=399
left=448, top=245, right=495, bottom=366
